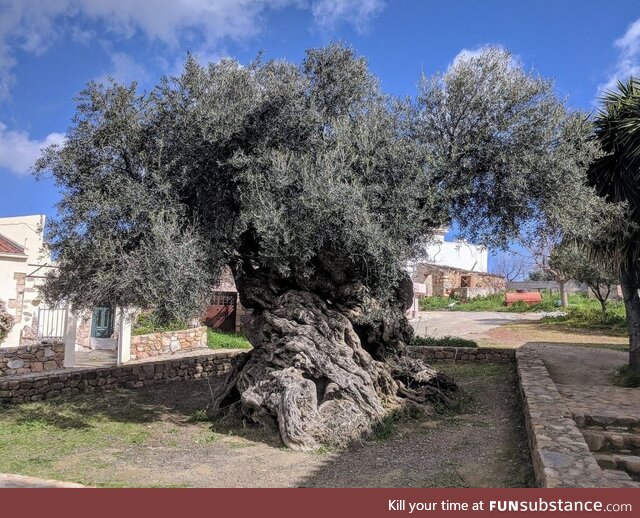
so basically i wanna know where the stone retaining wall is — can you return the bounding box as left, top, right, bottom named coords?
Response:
left=516, top=348, right=607, bottom=487
left=130, top=326, right=208, bottom=360
left=0, top=350, right=245, bottom=404
left=0, top=342, right=64, bottom=377
left=408, top=346, right=514, bottom=363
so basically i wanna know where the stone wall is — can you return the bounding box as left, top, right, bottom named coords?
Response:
left=0, top=342, right=64, bottom=377
left=516, top=348, right=607, bottom=488
left=130, top=326, right=208, bottom=360
left=0, top=350, right=245, bottom=404
left=408, top=346, right=515, bottom=363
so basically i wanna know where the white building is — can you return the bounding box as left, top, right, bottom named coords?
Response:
left=0, top=214, right=124, bottom=362
left=419, top=228, right=488, bottom=273
left=0, top=214, right=53, bottom=348
left=406, top=229, right=499, bottom=314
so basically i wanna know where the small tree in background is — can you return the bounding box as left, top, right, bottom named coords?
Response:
left=0, top=299, right=15, bottom=345
left=491, top=252, right=527, bottom=282
left=550, top=244, right=619, bottom=319
left=528, top=270, right=555, bottom=281
left=520, top=229, right=570, bottom=305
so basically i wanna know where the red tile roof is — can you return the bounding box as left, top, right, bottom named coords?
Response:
left=0, top=233, right=26, bottom=255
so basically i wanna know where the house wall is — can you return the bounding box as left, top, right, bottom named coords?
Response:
left=71, top=308, right=121, bottom=351
left=417, top=229, right=489, bottom=273
left=0, top=215, right=48, bottom=348
left=211, top=268, right=253, bottom=335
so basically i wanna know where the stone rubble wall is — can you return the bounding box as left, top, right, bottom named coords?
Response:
left=130, top=326, right=208, bottom=360
left=516, top=348, right=607, bottom=488
left=0, top=350, right=245, bottom=404
left=0, top=342, right=64, bottom=377
left=408, top=346, right=515, bottom=363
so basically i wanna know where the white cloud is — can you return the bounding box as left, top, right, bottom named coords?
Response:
left=312, top=0, right=384, bottom=33
left=0, top=122, right=65, bottom=175
left=598, top=18, right=640, bottom=97
left=96, top=52, right=151, bottom=85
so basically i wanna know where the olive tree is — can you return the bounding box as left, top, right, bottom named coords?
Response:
left=36, top=45, right=596, bottom=449
left=550, top=244, right=619, bottom=319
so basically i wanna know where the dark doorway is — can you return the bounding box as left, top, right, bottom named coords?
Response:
left=91, top=306, right=115, bottom=338
left=204, top=292, right=237, bottom=332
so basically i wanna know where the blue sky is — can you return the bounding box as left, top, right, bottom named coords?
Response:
left=1, top=0, right=640, bottom=243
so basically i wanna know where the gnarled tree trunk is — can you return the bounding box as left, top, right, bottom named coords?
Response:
left=212, top=261, right=457, bottom=450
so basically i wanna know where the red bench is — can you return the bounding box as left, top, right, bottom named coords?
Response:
left=504, top=292, right=542, bottom=306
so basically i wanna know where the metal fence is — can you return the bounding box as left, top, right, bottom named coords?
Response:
left=37, top=305, right=67, bottom=342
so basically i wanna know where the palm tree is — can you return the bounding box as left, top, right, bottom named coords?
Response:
left=589, top=77, right=640, bottom=371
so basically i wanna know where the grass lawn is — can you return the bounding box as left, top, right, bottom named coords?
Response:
left=0, top=364, right=532, bottom=488
left=538, top=298, right=627, bottom=336
left=207, top=328, right=252, bottom=349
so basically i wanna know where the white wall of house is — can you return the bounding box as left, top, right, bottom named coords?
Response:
left=0, top=215, right=49, bottom=348
left=418, top=228, right=488, bottom=273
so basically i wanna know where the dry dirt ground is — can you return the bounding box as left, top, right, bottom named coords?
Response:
left=0, top=363, right=533, bottom=488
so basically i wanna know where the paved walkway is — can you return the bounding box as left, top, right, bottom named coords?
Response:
left=529, top=342, right=627, bottom=386
left=525, top=343, right=639, bottom=486
left=74, top=349, right=117, bottom=368
left=558, top=385, right=640, bottom=424
left=530, top=343, right=639, bottom=424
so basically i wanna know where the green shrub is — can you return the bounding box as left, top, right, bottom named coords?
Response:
left=207, top=328, right=252, bottom=349
left=411, top=335, right=478, bottom=348
left=0, top=299, right=15, bottom=344
left=417, top=292, right=626, bottom=322
left=418, top=296, right=458, bottom=310
left=131, top=312, right=190, bottom=336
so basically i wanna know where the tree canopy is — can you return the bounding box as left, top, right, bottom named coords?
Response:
left=36, top=45, right=600, bottom=323
left=35, top=43, right=615, bottom=448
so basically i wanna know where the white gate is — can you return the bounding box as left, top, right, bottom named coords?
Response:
left=37, top=305, right=67, bottom=342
